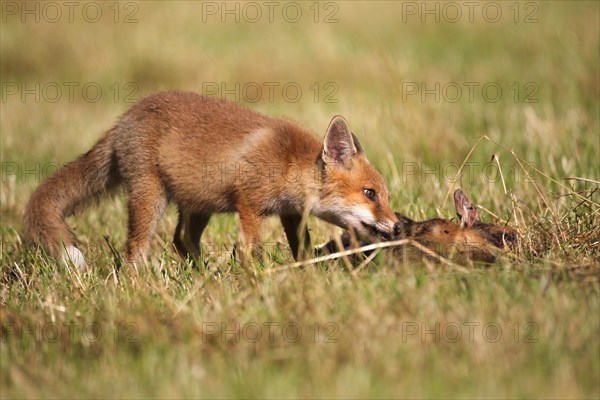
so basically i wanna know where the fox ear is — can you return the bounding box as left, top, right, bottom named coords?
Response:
left=323, top=116, right=358, bottom=166
left=351, top=132, right=365, bottom=155
left=454, top=189, right=479, bottom=227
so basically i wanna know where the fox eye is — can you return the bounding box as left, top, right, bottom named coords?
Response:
left=363, top=188, right=377, bottom=201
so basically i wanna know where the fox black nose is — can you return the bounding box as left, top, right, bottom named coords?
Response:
left=393, top=222, right=402, bottom=236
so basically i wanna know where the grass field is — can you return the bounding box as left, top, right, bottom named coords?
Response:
left=1, top=1, right=599, bottom=398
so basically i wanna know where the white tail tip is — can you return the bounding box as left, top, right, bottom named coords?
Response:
left=62, top=245, right=88, bottom=271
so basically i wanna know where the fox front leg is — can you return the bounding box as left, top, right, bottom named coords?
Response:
left=280, top=213, right=311, bottom=260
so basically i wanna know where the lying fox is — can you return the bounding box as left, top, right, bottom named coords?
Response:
left=23, top=91, right=399, bottom=269
left=320, top=189, right=518, bottom=264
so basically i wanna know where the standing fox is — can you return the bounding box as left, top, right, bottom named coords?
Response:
left=23, top=90, right=399, bottom=269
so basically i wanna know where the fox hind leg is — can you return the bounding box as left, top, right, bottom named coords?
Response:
left=173, top=209, right=211, bottom=260
left=186, top=213, right=211, bottom=257
left=173, top=211, right=187, bottom=257
left=236, top=204, right=265, bottom=262
left=125, top=179, right=168, bottom=264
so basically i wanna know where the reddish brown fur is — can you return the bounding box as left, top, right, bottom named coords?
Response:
left=23, top=91, right=398, bottom=266
left=390, top=214, right=517, bottom=264
left=321, top=190, right=518, bottom=264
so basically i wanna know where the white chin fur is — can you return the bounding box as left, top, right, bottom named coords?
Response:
left=62, top=245, right=87, bottom=271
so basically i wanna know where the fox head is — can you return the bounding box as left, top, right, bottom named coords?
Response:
left=313, top=116, right=399, bottom=239
left=453, top=189, right=518, bottom=248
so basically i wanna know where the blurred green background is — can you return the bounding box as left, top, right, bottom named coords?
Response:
left=2, top=1, right=598, bottom=243
left=2, top=2, right=597, bottom=206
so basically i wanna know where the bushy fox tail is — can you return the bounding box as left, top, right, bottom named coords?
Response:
left=23, top=129, right=121, bottom=269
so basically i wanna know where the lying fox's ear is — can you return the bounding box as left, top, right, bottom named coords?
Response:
left=323, top=116, right=358, bottom=166
left=454, top=189, right=479, bottom=227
